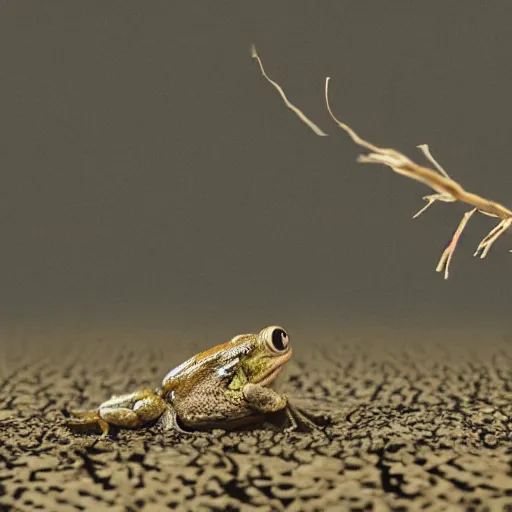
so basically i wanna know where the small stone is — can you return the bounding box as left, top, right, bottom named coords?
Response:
left=237, top=442, right=251, bottom=454
left=192, top=437, right=209, bottom=449
left=294, top=450, right=313, bottom=463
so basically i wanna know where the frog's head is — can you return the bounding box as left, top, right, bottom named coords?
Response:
left=239, top=325, right=292, bottom=388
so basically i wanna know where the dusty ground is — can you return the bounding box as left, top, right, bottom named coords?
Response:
left=2, top=327, right=512, bottom=511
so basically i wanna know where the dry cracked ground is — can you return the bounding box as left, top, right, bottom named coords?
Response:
left=2, top=327, right=512, bottom=511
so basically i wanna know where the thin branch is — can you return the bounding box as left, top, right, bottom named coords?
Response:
left=412, top=193, right=456, bottom=219
left=411, top=145, right=456, bottom=217
left=252, top=46, right=512, bottom=278
left=436, top=208, right=476, bottom=279
left=474, top=218, right=512, bottom=259
left=324, top=78, right=512, bottom=220
left=324, top=77, right=512, bottom=276
left=417, top=144, right=451, bottom=179
left=251, top=45, right=328, bottom=137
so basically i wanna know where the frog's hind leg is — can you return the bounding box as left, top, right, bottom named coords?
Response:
left=66, top=409, right=110, bottom=436
left=99, top=392, right=169, bottom=429
left=98, top=406, right=142, bottom=428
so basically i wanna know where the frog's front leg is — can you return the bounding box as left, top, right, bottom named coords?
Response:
left=67, top=389, right=168, bottom=436
left=242, top=383, right=320, bottom=432
left=242, top=383, right=288, bottom=414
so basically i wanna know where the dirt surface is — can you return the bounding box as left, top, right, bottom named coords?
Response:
left=2, top=330, right=512, bottom=511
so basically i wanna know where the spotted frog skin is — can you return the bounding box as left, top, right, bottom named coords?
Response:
left=67, top=325, right=316, bottom=435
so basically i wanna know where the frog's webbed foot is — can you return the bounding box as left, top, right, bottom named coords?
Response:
left=66, top=409, right=111, bottom=436
left=283, top=402, right=323, bottom=433
left=243, top=383, right=320, bottom=433
left=156, top=407, right=192, bottom=435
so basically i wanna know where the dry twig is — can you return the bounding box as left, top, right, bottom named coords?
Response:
left=252, top=44, right=512, bottom=278
left=251, top=45, right=328, bottom=137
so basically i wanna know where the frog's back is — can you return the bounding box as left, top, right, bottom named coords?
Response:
left=159, top=334, right=256, bottom=427
left=160, top=335, right=254, bottom=396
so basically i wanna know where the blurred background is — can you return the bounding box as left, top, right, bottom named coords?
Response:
left=1, top=1, right=512, bottom=351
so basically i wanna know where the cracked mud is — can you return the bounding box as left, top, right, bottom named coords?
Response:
left=2, top=332, right=512, bottom=511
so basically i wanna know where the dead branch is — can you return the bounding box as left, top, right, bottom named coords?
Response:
left=252, top=44, right=512, bottom=278
left=251, top=45, right=328, bottom=137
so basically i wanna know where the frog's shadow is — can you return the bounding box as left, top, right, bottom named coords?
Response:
left=62, top=405, right=332, bottom=440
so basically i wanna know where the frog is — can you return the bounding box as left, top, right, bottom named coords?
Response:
left=66, top=325, right=317, bottom=435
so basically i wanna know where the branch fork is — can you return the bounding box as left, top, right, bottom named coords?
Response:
left=252, top=45, right=512, bottom=278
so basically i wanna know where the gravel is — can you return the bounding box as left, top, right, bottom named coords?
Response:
left=1, top=331, right=512, bottom=511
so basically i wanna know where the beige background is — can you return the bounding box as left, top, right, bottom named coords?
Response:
left=1, top=2, right=511, bottom=345
left=2, top=4, right=512, bottom=509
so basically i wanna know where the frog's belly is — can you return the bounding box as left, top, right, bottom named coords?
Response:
left=171, top=389, right=259, bottom=429
left=181, top=413, right=267, bottom=430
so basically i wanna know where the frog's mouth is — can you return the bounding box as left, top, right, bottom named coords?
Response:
left=255, top=349, right=293, bottom=387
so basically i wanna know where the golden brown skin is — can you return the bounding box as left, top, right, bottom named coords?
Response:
left=66, top=325, right=316, bottom=435
left=68, top=388, right=168, bottom=435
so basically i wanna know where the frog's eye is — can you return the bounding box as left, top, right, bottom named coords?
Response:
left=269, top=328, right=289, bottom=353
